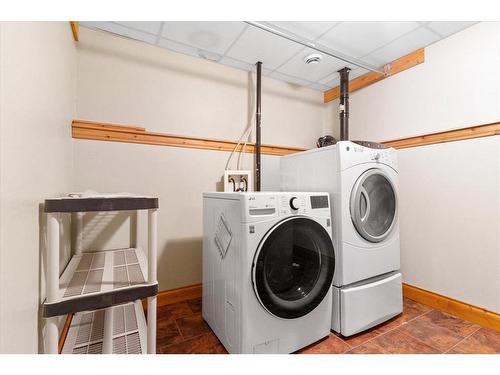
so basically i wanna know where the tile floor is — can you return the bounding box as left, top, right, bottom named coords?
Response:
left=155, top=297, right=500, bottom=354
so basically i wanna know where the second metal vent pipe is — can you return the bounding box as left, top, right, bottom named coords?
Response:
left=255, top=61, right=262, bottom=191
left=338, top=67, right=350, bottom=141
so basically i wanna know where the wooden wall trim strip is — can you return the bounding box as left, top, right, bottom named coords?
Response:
left=324, top=48, right=425, bottom=103
left=72, top=120, right=306, bottom=156
left=69, top=22, right=79, bottom=42
left=382, top=122, right=500, bottom=149
left=403, top=283, right=500, bottom=332
left=73, top=119, right=500, bottom=155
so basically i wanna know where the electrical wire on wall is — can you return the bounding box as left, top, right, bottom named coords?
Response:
left=224, top=73, right=256, bottom=172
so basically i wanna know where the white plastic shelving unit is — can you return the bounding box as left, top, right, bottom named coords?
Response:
left=43, top=195, right=159, bottom=354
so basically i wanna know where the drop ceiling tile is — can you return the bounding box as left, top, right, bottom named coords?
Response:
left=81, top=22, right=158, bottom=44
left=157, top=38, right=200, bottom=58
left=218, top=56, right=252, bottom=71
left=308, top=82, right=331, bottom=92
left=363, top=27, right=440, bottom=67
left=318, top=67, right=368, bottom=85
left=317, top=22, right=420, bottom=58
left=276, top=47, right=355, bottom=82
left=225, top=26, right=304, bottom=70
left=265, top=21, right=339, bottom=41
left=115, top=22, right=162, bottom=35
left=268, top=71, right=312, bottom=87
left=162, top=22, right=246, bottom=55
left=218, top=56, right=272, bottom=74
left=426, top=22, right=477, bottom=37
left=323, top=77, right=340, bottom=88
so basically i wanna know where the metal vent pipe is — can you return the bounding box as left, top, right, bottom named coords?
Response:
left=255, top=61, right=262, bottom=191
left=338, top=67, right=350, bottom=141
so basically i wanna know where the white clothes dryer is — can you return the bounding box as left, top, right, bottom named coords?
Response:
left=202, top=192, right=335, bottom=353
left=281, top=141, right=403, bottom=336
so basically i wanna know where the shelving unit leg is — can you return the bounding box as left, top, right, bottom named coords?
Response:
left=147, top=209, right=158, bottom=354
left=73, top=212, right=83, bottom=255
left=46, top=213, right=60, bottom=354
left=147, top=296, right=157, bottom=354
left=45, top=318, right=59, bottom=354
left=103, top=306, right=114, bottom=354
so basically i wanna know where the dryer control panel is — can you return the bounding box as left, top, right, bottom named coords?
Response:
left=339, top=141, right=398, bottom=171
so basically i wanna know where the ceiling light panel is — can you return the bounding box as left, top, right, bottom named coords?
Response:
left=317, top=22, right=420, bottom=59
left=224, top=26, right=304, bottom=70
left=162, top=22, right=246, bottom=55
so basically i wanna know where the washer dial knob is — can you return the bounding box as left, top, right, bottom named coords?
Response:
left=289, top=197, right=299, bottom=210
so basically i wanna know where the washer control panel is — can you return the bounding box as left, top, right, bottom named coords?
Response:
left=242, top=192, right=331, bottom=222
left=278, top=193, right=329, bottom=216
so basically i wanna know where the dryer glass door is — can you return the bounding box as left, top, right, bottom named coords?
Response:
left=350, top=169, right=397, bottom=243
left=252, top=217, right=335, bottom=319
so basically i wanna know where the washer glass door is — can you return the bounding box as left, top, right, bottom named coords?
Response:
left=252, top=217, right=335, bottom=319
left=350, top=169, right=397, bottom=243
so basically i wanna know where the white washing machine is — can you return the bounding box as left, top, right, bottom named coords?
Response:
left=202, top=192, right=335, bottom=354
left=281, top=141, right=403, bottom=336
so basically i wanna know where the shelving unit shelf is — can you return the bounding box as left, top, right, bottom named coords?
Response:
left=62, top=300, right=147, bottom=354
left=43, top=195, right=159, bottom=355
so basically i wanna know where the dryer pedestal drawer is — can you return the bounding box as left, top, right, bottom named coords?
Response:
left=332, top=272, right=402, bottom=337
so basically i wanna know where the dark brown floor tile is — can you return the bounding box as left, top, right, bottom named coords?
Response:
left=347, top=341, right=388, bottom=354
left=401, top=298, right=433, bottom=322
left=176, top=312, right=211, bottom=339
left=341, top=327, right=383, bottom=348
left=401, top=316, right=463, bottom=352
left=157, top=302, right=193, bottom=324
left=371, top=328, right=440, bottom=354
left=447, top=328, right=500, bottom=354
left=417, top=310, right=480, bottom=337
left=187, top=297, right=202, bottom=314
left=156, top=320, right=183, bottom=347
left=298, top=334, right=350, bottom=354
left=375, top=315, right=406, bottom=334
left=159, top=332, right=223, bottom=354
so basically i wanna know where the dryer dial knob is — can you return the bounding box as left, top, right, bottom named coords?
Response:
left=290, top=197, right=299, bottom=210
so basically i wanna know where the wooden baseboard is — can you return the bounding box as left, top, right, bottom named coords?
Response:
left=403, top=283, right=500, bottom=331
left=157, top=283, right=202, bottom=306
left=147, top=282, right=499, bottom=332
left=142, top=283, right=203, bottom=310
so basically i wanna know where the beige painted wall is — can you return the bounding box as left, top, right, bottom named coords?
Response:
left=325, top=22, right=500, bottom=312
left=74, top=27, right=328, bottom=292
left=77, top=27, right=326, bottom=148
left=0, top=22, right=76, bottom=353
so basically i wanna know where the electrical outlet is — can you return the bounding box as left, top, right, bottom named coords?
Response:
left=224, top=170, right=252, bottom=192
